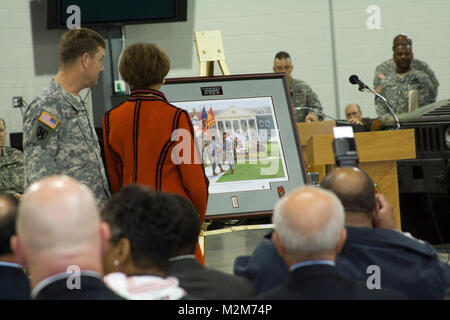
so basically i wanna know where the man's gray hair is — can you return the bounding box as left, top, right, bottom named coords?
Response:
left=273, top=187, right=345, bottom=258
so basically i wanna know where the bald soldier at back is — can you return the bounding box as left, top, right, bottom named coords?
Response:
left=11, top=176, right=121, bottom=300
left=322, top=167, right=450, bottom=299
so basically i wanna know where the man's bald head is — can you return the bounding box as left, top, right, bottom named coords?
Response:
left=16, top=176, right=101, bottom=257
left=321, top=167, right=376, bottom=217
left=273, top=186, right=345, bottom=262
left=0, top=193, right=18, bottom=257
left=345, top=103, right=362, bottom=122
left=393, top=34, right=412, bottom=50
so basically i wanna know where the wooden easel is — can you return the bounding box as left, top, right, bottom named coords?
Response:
left=194, top=30, right=230, bottom=76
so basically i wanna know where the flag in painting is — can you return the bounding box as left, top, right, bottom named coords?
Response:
left=201, top=107, right=208, bottom=132
left=206, top=107, right=216, bottom=128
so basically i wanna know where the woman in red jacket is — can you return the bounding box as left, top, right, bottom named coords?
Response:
left=103, top=43, right=209, bottom=264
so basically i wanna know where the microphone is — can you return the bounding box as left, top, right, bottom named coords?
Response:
left=349, top=74, right=369, bottom=91
left=348, top=74, right=400, bottom=129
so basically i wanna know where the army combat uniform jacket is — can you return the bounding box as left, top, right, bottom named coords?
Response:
left=0, top=146, right=24, bottom=194
left=374, top=58, right=439, bottom=102
left=373, top=69, right=436, bottom=118
left=23, top=80, right=110, bottom=206
left=290, top=77, right=323, bottom=122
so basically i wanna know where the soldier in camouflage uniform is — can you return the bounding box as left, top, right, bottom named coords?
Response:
left=0, top=118, right=24, bottom=197
left=374, top=39, right=436, bottom=118
left=374, top=35, right=438, bottom=118
left=374, top=59, right=439, bottom=102
left=23, top=28, right=110, bottom=206
left=374, top=34, right=439, bottom=101
left=273, top=51, right=323, bottom=122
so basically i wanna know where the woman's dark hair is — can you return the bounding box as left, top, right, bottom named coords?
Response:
left=119, top=42, right=170, bottom=89
left=101, top=185, right=199, bottom=270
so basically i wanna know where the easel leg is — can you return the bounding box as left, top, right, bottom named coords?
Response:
left=218, top=60, right=230, bottom=76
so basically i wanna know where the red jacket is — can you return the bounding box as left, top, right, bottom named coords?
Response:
left=103, top=89, right=209, bottom=263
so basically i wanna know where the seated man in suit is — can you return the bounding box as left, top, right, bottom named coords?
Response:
left=11, top=176, right=122, bottom=300
left=236, top=168, right=450, bottom=299
left=321, top=167, right=450, bottom=299
left=100, top=185, right=186, bottom=300
left=257, top=186, right=403, bottom=300
left=0, top=192, right=30, bottom=299
left=344, top=103, right=375, bottom=132
left=166, top=193, right=256, bottom=300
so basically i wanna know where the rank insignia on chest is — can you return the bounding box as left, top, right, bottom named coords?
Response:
left=378, top=73, right=385, bottom=80
left=38, top=111, right=59, bottom=130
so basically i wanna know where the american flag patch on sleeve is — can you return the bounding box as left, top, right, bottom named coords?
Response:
left=38, top=111, right=59, bottom=130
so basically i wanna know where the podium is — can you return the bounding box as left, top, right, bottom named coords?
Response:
left=298, top=121, right=416, bottom=230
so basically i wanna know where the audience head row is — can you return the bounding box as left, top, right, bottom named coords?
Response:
left=9, top=167, right=376, bottom=265
left=9, top=176, right=200, bottom=281
left=3, top=166, right=388, bottom=298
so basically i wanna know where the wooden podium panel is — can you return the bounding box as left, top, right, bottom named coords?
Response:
left=305, top=129, right=416, bottom=165
left=300, top=127, right=415, bottom=230
left=297, top=120, right=336, bottom=147
left=297, top=121, right=335, bottom=178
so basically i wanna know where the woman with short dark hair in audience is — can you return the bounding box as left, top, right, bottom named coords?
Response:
left=101, top=185, right=186, bottom=300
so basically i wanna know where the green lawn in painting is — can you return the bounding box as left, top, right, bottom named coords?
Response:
left=217, top=158, right=284, bottom=182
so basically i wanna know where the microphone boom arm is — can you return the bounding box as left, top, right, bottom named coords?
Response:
left=294, top=106, right=337, bottom=121
left=360, top=87, right=400, bottom=129
left=349, top=74, right=400, bottom=129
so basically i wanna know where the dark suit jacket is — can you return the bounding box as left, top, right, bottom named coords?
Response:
left=167, top=257, right=256, bottom=300
left=336, top=226, right=450, bottom=299
left=235, top=227, right=450, bottom=299
left=0, top=266, right=31, bottom=300
left=34, top=275, right=123, bottom=300
left=234, top=238, right=288, bottom=294
left=256, top=264, right=405, bottom=300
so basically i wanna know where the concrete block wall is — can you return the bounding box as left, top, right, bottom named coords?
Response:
left=333, top=0, right=450, bottom=118
left=0, top=0, right=449, bottom=145
left=124, top=0, right=336, bottom=118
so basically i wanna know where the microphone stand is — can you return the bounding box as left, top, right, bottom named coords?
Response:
left=357, top=85, right=401, bottom=130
